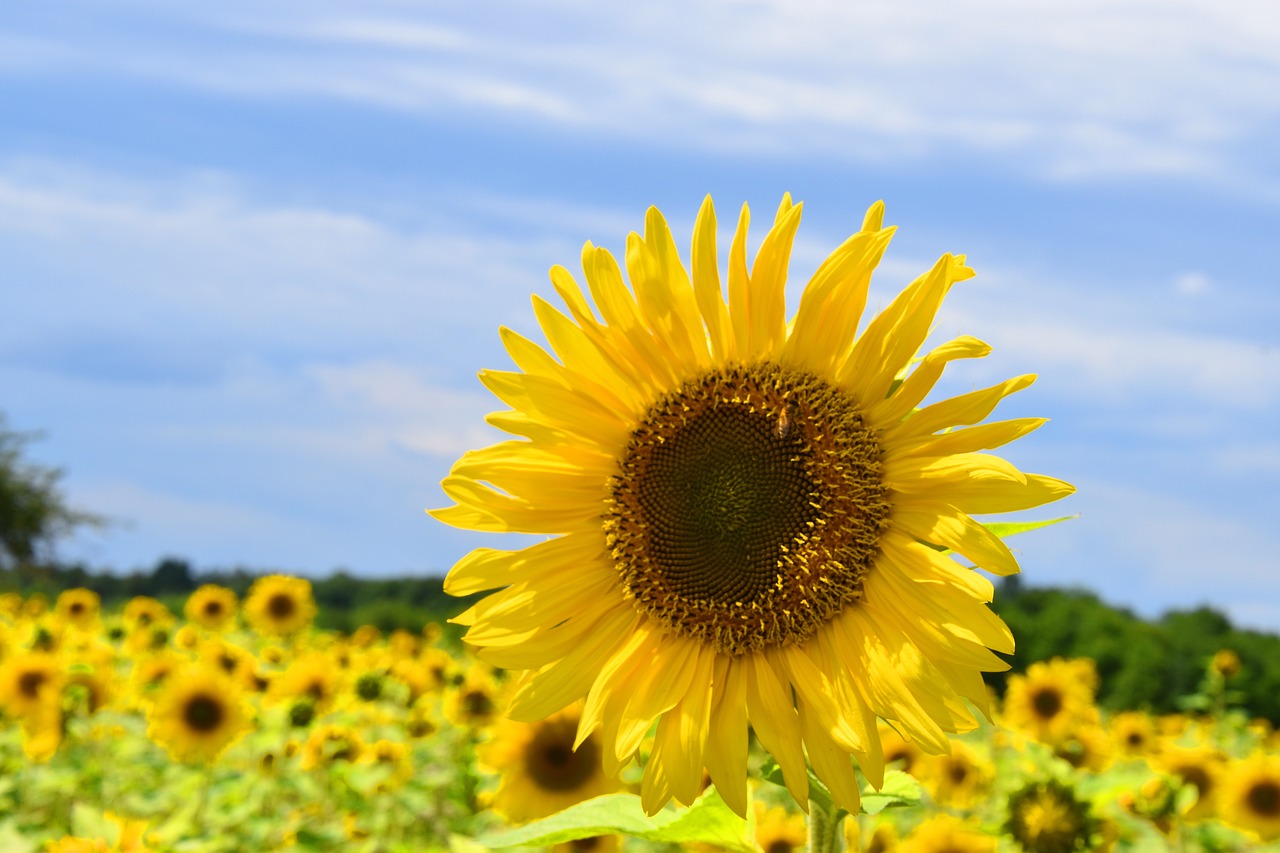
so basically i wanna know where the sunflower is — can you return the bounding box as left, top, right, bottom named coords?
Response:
left=444, top=666, right=505, bottom=731
left=917, top=739, right=991, bottom=808
left=1004, top=780, right=1095, bottom=853
left=1219, top=754, right=1280, bottom=841
left=55, top=588, right=101, bottom=630
left=898, top=815, right=994, bottom=853
left=848, top=821, right=898, bottom=853
left=477, top=704, right=620, bottom=824
left=0, top=650, right=64, bottom=719
left=146, top=665, right=252, bottom=763
left=359, top=738, right=414, bottom=792
left=122, top=597, right=172, bottom=632
left=753, top=802, right=808, bottom=853
left=1109, top=711, right=1157, bottom=759
left=184, top=585, right=238, bottom=631
left=434, top=196, right=1072, bottom=815
left=243, top=575, right=315, bottom=637
left=269, top=653, right=341, bottom=711
left=1208, top=648, right=1241, bottom=679
left=1001, top=658, right=1097, bottom=746
left=1156, top=744, right=1224, bottom=822
left=299, top=723, right=365, bottom=770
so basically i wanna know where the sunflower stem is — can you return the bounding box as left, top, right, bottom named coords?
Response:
left=806, top=794, right=846, bottom=853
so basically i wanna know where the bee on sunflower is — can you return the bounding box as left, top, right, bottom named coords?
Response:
left=434, top=195, right=1072, bottom=816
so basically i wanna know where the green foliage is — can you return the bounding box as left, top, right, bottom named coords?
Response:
left=476, top=789, right=757, bottom=851
left=991, top=580, right=1280, bottom=723
left=0, top=413, right=102, bottom=575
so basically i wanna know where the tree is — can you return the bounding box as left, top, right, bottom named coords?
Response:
left=0, top=412, right=102, bottom=576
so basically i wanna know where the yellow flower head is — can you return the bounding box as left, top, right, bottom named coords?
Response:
left=1209, top=648, right=1241, bottom=679
left=477, top=704, right=620, bottom=824
left=184, top=585, right=238, bottom=631
left=0, top=650, right=64, bottom=719
left=122, top=597, right=172, bottom=633
left=917, top=739, right=992, bottom=809
left=269, top=652, right=341, bottom=711
left=1219, top=754, right=1280, bottom=842
left=1109, top=711, right=1158, bottom=759
left=146, top=664, right=252, bottom=763
left=243, top=575, right=315, bottom=637
left=56, top=588, right=100, bottom=630
left=1001, top=658, right=1098, bottom=746
left=1157, top=744, right=1226, bottom=822
left=753, top=802, right=807, bottom=853
left=1005, top=780, right=1095, bottom=853
left=300, top=723, right=365, bottom=770
left=899, top=814, right=994, bottom=853
left=433, top=196, right=1072, bottom=815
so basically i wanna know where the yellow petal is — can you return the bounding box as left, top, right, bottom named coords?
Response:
left=691, top=195, right=733, bottom=363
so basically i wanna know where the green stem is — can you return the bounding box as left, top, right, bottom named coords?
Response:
left=806, top=795, right=846, bottom=853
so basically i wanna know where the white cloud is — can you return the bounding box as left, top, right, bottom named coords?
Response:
left=1173, top=271, right=1212, bottom=295
left=8, top=1, right=1280, bottom=187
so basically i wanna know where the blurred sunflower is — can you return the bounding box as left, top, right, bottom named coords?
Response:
left=478, top=704, right=619, bottom=823
left=434, top=196, right=1072, bottom=815
left=56, top=588, right=100, bottom=630
left=1001, top=658, right=1097, bottom=746
left=299, top=723, right=365, bottom=770
left=122, top=597, right=172, bottom=632
left=917, top=739, right=990, bottom=808
left=243, top=575, right=315, bottom=637
left=0, top=650, right=64, bottom=720
left=848, top=821, right=898, bottom=853
left=1109, top=711, right=1157, bottom=759
left=752, top=802, right=807, bottom=853
left=1219, top=754, right=1280, bottom=842
left=269, top=653, right=341, bottom=711
left=1156, top=744, right=1225, bottom=822
left=444, top=666, right=504, bottom=730
left=184, top=584, right=238, bottom=631
left=1004, top=779, right=1095, bottom=853
left=147, top=665, right=252, bottom=763
left=898, top=815, right=994, bottom=853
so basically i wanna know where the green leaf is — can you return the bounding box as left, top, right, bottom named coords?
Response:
left=859, top=770, right=923, bottom=816
left=477, top=788, right=755, bottom=852
left=982, top=515, right=1076, bottom=539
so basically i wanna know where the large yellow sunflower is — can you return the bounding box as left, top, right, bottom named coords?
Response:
left=433, top=196, right=1073, bottom=815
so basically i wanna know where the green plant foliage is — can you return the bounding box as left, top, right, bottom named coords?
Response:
left=477, top=789, right=757, bottom=851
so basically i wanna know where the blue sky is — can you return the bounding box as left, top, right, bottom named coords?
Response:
left=3, top=1, right=1279, bottom=631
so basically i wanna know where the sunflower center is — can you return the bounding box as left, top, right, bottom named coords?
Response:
left=605, top=364, right=889, bottom=655
left=18, top=670, right=48, bottom=699
left=1031, top=686, right=1064, bottom=720
left=183, top=693, right=226, bottom=732
left=1247, top=780, right=1280, bottom=817
left=266, top=593, right=297, bottom=620
left=203, top=601, right=224, bottom=617
left=526, top=718, right=599, bottom=792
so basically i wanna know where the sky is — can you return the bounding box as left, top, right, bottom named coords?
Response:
left=3, top=1, right=1279, bottom=632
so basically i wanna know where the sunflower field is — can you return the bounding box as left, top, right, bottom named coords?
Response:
left=0, top=578, right=1277, bottom=852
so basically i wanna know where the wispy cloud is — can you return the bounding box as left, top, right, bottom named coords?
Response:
left=8, top=1, right=1280, bottom=188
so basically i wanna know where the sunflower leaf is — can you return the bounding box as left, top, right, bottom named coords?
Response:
left=476, top=789, right=754, bottom=851
left=859, top=770, right=924, bottom=815
left=982, top=515, right=1077, bottom=539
